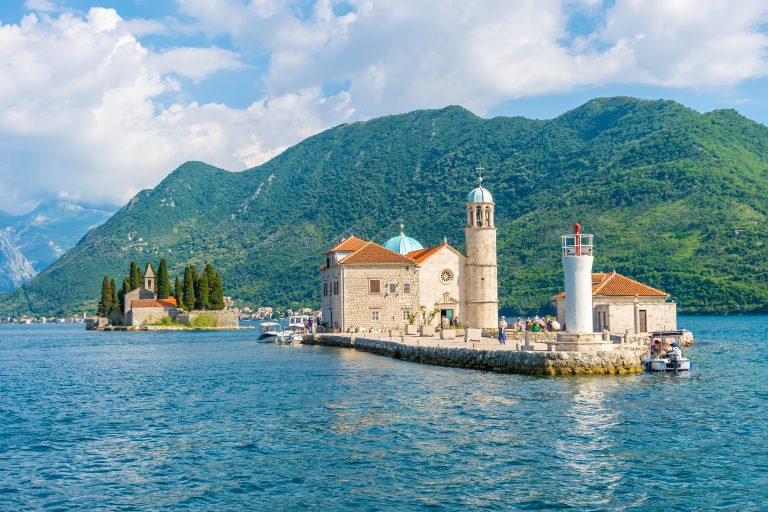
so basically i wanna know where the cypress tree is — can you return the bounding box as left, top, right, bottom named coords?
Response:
left=99, top=275, right=111, bottom=316
left=174, top=276, right=182, bottom=303
left=119, top=277, right=129, bottom=311
left=109, top=278, right=118, bottom=314
left=129, top=261, right=140, bottom=290
left=157, top=259, right=170, bottom=299
left=209, top=270, right=225, bottom=310
left=182, top=266, right=196, bottom=311
left=196, top=272, right=210, bottom=310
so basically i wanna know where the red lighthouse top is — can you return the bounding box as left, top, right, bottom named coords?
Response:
left=574, top=222, right=581, bottom=235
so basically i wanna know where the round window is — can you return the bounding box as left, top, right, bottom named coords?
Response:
left=440, top=269, right=453, bottom=284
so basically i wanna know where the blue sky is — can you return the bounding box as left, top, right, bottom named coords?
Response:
left=0, top=0, right=767, bottom=213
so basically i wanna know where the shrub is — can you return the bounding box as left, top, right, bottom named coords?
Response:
left=190, top=314, right=218, bottom=328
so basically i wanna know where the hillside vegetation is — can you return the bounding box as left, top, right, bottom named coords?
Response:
left=1, top=97, right=766, bottom=316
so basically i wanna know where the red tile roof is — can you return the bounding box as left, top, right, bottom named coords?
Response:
left=338, top=241, right=416, bottom=265
left=553, top=271, right=668, bottom=298
left=406, top=244, right=453, bottom=264
left=131, top=298, right=178, bottom=308
left=324, top=235, right=367, bottom=254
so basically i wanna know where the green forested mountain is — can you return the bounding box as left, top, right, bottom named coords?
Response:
left=2, top=97, right=767, bottom=316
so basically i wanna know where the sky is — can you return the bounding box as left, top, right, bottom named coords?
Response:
left=0, top=0, right=767, bottom=214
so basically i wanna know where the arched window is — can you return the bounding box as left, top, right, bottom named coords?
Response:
left=485, top=207, right=490, bottom=227
left=476, top=206, right=483, bottom=227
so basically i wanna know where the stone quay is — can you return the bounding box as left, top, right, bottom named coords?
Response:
left=302, top=333, right=645, bottom=376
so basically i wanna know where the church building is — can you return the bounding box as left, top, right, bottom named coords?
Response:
left=320, top=180, right=498, bottom=332
left=123, top=263, right=179, bottom=326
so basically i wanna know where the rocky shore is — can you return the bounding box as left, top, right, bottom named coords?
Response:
left=302, top=334, right=645, bottom=376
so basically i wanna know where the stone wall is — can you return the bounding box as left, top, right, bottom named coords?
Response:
left=338, top=265, right=420, bottom=332
left=303, top=335, right=644, bottom=376
left=128, top=306, right=176, bottom=326
left=321, top=262, right=344, bottom=330
left=177, top=309, right=239, bottom=328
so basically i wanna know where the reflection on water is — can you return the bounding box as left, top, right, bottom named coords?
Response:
left=0, top=317, right=767, bottom=510
left=556, top=379, right=625, bottom=508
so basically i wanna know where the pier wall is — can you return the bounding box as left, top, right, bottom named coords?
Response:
left=303, top=335, right=644, bottom=376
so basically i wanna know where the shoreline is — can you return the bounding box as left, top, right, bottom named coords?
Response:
left=302, top=334, right=646, bottom=376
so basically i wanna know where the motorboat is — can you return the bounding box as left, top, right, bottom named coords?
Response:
left=278, top=325, right=305, bottom=344
left=275, top=330, right=303, bottom=345
left=257, top=321, right=282, bottom=342
left=642, top=342, right=691, bottom=372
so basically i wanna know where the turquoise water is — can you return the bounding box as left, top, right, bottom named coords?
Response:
left=0, top=316, right=766, bottom=511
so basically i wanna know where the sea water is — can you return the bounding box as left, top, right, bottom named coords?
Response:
left=0, top=316, right=766, bottom=511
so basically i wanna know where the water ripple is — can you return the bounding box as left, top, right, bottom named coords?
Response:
left=0, top=318, right=766, bottom=510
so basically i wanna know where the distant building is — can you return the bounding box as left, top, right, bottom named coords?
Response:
left=123, top=263, right=180, bottom=326
left=554, top=271, right=677, bottom=334
left=320, top=179, right=498, bottom=332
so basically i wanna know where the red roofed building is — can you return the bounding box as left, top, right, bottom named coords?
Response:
left=123, top=263, right=181, bottom=326
left=554, top=271, right=677, bottom=334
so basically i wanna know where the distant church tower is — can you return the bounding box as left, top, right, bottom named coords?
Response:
left=144, top=263, right=155, bottom=291
left=464, top=169, right=499, bottom=329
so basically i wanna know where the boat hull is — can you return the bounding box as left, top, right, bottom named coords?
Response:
left=642, top=358, right=691, bottom=372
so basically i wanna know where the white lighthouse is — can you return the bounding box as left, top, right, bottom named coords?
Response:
left=562, top=223, right=593, bottom=333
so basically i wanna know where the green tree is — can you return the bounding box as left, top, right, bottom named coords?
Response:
left=129, top=261, right=140, bottom=291
left=208, top=268, right=225, bottom=310
left=119, top=277, right=129, bottom=311
left=182, top=266, right=196, bottom=311
left=98, top=275, right=111, bottom=316
left=196, top=271, right=210, bottom=310
left=174, top=276, right=182, bottom=303
left=157, top=259, right=170, bottom=299
left=109, top=278, right=118, bottom=314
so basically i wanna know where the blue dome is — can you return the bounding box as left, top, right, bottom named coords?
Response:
left=467, top=185, right=493, bottom=203
left=384, top=226, right=424, bottom=254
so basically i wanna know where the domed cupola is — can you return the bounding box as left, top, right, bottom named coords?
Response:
left=467, top=182, right=494, bottom=204
left=384, top=224, right=424, bottom=254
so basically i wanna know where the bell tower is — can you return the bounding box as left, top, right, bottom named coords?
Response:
left=464, top=168, right=498, bottom=329
left=144, top=263, right=155, bottom=292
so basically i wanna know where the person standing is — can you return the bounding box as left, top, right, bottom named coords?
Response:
left=498, top=316, right=508, bottom=345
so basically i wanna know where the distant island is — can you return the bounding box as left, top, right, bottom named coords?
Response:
left=87, top=259, right=238, bottom=330
left=0, top=96, right=766, bottom=318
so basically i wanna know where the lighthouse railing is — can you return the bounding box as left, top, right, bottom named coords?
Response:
left=561, top=234, right=593, bottom=257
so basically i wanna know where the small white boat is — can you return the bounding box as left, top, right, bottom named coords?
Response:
left=642, top=342, right=691, bottom=372
left=257, top=321, right=282, bottom=342
left=282, top=325, right=305, bottom=344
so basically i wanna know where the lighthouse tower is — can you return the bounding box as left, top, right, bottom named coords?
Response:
left=465, top=174, right=498, bottom=329
left=562, top=223, right=594, bottom=333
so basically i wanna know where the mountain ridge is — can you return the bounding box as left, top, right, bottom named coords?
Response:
left=0, top=201, right=113, bottom=292
left=1, top=96, right=766, bottom=316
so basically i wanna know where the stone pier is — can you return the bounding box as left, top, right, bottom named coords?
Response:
left=302, top=334, right=645, bottom=376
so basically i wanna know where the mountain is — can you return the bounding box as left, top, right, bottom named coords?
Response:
left=0, top=201, right=113, bottom=291
left=1, top=97, right=767, bottom=317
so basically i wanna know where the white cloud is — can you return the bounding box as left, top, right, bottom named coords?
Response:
left=0, top=7, right=353, bottom=213
left=24, top=0, right=57, bottom=12
left=179, top=0, right=768, bottom=116
left=2, top=1, right=768, bottom=213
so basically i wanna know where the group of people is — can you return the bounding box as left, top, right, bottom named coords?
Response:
left=497, top=315, right=559, bottom=344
